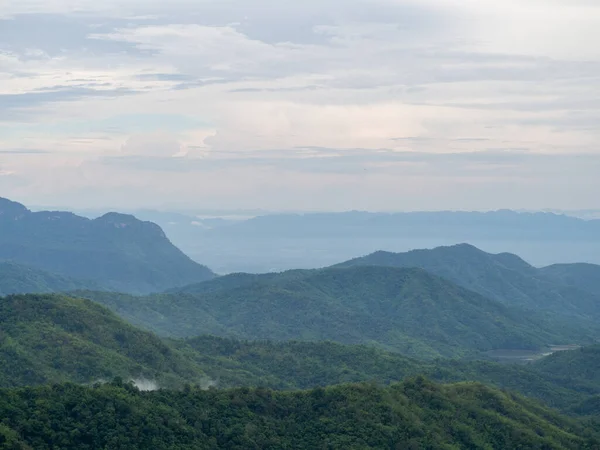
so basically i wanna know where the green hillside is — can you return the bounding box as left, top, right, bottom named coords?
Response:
left=1, top=379, right=598, bottom=450
left=335, top=243, right=600, bottom=319
left=0, top=294, right=208, bottom=388
left=540, top=263, right=600, bottom=297
left=0, top=293, right=598, bottom=413
left=534, top=346, right=600, bottom=390
left=0, top=262, right=99, bottom=296
left=0, top=198, right=215, bottom=293
left=79, top=266, right=590, bottom=359
left=176, top=336, right=598, bottom=411
left=176, top=336, right=426, bottom=389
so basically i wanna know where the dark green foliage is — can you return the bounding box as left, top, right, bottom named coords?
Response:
left=3, top=293, right=600, bottom=418
left=335, top=243, right=600, bottom=320
left=0, top=262, right=100, bottom=296
left=1, top=379, right=598, bottom=449
left=0, top=294, right=209, bottom=388
left=79, top=266, right=585, bottom=359
left=175, top=336, right=426, bottom=389
left=532, top=346, right=600, bottom=413
left=175, top=336, right=600, bottom=412
left=0, top=198, right=214, bottom=293
left=534, top=346, right=600, bottom=385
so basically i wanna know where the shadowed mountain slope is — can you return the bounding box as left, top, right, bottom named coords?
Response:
left=0, top=198, right=215, bottom=293
left=79, top=265, right=591, bottom=359
left=335, top=243, right=600, bottom=318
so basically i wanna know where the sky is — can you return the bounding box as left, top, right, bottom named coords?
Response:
left=1, top=0, right=599, bottom=211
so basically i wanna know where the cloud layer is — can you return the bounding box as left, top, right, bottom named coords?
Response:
left=1, top=0, right=599, bottom=210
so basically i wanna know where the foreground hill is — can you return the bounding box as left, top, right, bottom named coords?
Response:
left=80, top=265, right=589, bottom=359
left=0, top=262, right=100, bottom=296
left=0, top=294, right=208, bottom=388
left=534, top=346, right=600, bottom=390
left=1, top=378, right=598, bottom=449
left=336, top=243, right=600, bottom=318
left=0, top=198, right=214, bottom=293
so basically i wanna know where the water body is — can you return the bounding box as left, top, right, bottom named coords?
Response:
left=486, top=345, right=581, bottom=364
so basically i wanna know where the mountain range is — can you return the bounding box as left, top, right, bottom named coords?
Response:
left=336, top=243, right=600, bottom=318
left=0, top=198, right=215, bottom=293
left=78, top=264, right=594, bottom=359
left=203, top=210, right=600, bottom=240
left=3, top=197, right=600, bottom=448
left=135, top=209, right=600, bottom=273
left=3, top=292, right=600, bottom=449
left=2, top=293, right=600, bottom=412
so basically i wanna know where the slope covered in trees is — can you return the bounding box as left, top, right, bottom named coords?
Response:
left=79, top=265, right=591, bottom=359
left=0, top=262, right=100, bottom=296
left=1, top=293, right=599, bottom=414
left=1, top=378, right=598, bottom=450
left=335, top=243, right=600, bottom=318
left=0, top=294, right=209, bottom=388
left=0, top=197, right=214, bottom=293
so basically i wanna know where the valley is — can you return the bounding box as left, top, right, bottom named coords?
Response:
left=3, top=198, right=600, bottom=448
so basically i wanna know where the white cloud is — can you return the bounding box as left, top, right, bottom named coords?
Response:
left=0, top=0, right=599, bottom=210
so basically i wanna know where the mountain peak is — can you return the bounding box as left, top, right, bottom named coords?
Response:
left=0, top=197, right=29, bottom=219
left=95, top=212, right=167, bottom=238
left=442, top=243, right=483, bottom=253
left=0, top=199, right=215, bottom=293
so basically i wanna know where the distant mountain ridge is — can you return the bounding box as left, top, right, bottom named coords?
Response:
left=138, top=208, right=600, bottom=273
left=205, top=210, right=600, bottom=239
left=335, top=243, right=600, bottom=318
left=0, top=198, right=215, bottom=293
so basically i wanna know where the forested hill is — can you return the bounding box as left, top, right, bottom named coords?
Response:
left=0, top=294, right=208, bottom=388
left=79, top=265, right=590, bottom=359
left=0, top=262, right=100, bottom=296
left=2, top=293, right=600, bottom=414
left=540, top=263, right=600, bottom=297
left=1, top=378, right=598, bottom=449
left=335, top=243, right=600, bottom=318
left=0, top=197, right=215, bottom=293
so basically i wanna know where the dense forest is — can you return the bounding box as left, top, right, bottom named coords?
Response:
left=2, top=378, right=600, bottom=450
left=0, top=294, right=209, bottom=388
left=0, top=262, right=99, bottom=296
left=2, top=293, right=600, bottom=417
left=336, top=244, right=600, bottom=318
left=76, top=265, right=593, bottom=359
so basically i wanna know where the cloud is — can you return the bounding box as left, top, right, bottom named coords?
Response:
left=0, top=0, right=599, bottom=211
left=120, top=132, right=187, bottom=157
left=0, top=87, right=137, bottom=120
